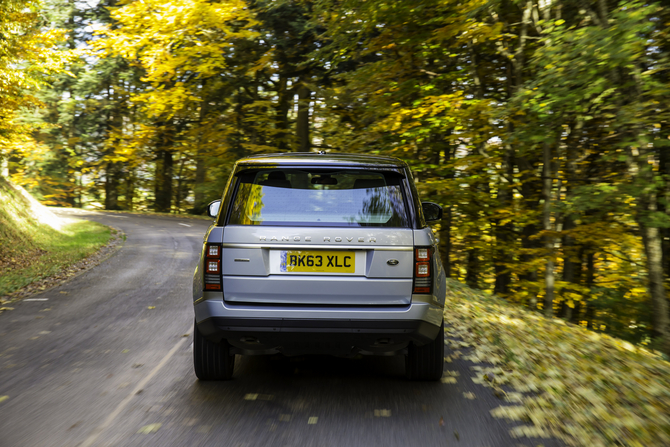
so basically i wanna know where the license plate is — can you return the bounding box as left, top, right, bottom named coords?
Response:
left=279, top=250, right=355, bottom=273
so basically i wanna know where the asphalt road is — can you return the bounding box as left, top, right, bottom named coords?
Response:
left=0, top=210, right=561, bottom=447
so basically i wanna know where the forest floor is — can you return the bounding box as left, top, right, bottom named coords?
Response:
left=443, top=279, right=670, bottom=446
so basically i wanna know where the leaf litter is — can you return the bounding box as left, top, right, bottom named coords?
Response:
left=442, top=279, right=670, bottom=446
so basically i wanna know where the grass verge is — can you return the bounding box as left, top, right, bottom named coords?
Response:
left=443, top=279, right=670, bottom=446
left=0, top=177, right=114, bottom=299
left=0, top=221, right=113, bottom=297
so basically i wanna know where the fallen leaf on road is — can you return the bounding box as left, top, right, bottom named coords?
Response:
left=308, top=417, right=318, bottom=424
left=137, top=423, right=162, bottom=434
left=147, top=306, right=155, bottom=310
left=463, top=392, right=476, bottom=400
left=493, top=388, right=506, bottom=399
left=439, top=416, right=444, bottom=426
left=0, top=396, right=8, bottom=403
left=441, top=377, right=457, bottom=384
left=509, top=424, right=550, bottom=438
left=374, top=409, right=391, bottom=417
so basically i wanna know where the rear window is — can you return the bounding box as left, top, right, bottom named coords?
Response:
left=227, top=169, right=410, bottom=227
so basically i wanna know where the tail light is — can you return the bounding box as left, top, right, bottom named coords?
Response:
left=204, top=243, right=222, bottom=291
left=413, top=247, right=432, bottom=294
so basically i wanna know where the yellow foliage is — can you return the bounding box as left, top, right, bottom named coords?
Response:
left=0, top=0, right=74, bottom=158
left=93, top=0, right=258, bottom=119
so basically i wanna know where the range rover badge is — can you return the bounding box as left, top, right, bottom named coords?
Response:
left=387, top=259, right=399, bottom=266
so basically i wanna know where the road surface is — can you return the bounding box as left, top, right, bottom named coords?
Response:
left=0, top=210, right=560, bottom=447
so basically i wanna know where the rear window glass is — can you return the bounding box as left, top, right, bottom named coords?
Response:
left=227, top=169, right=410, bottom=227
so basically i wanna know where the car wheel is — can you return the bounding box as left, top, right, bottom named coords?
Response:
left=193, top=320, right=235, bottom=380
left=406, top=321, right=444, bottom=381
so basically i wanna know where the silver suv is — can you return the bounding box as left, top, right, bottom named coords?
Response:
left=192, top=153, right=446, bottom=380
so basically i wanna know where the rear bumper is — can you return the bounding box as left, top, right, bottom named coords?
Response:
left=194, top=295, right=443, bottom=356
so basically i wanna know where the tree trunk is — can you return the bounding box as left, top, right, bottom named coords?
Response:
left=576, top=250, right=596, bottom=327
left=561, top=214, right=578, bottom=320
left=154, top=137, right=173, bottom=213
left=125, top=168, right=135, bottom=211
left=193, top=94, right=209, bottom=215
left=562, top=125, right=581, bottom=320
left=542, top=141, right=555, bottom=317
left=276, top=74, right=290, bottom=151
left=437, top=145, right=454, bottom=278
left=519, top=222, right=540, bottom=309
left=493, top=146, right=513, bottom=296
left=193, top=156, right=207, bottom=214
left=638, top=190, right=670, bottom=353
left=658, top=136, right=670, bottom=278
left=567, top=247, right=586, bottom=324
left=175, top=156, right=185, bottom=213
left=466, top=244, right=480, bottom=289
left=517, top=151, right=543, bottom=308
left=296, top=82, right=311, bottom=152
left=191, top=80, right=209, bottom=214
left=440, top=206, right=452, bottom=278
left=104, top=163, right=120, bottom=210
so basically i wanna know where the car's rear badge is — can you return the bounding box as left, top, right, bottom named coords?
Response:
left=260, top=236, right=312, bottom=242
left=387, top=259, right=399, bottom=266
left=259, top=236, right=376, bottom=243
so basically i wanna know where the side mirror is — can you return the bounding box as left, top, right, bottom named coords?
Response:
left=207, top=200, right=221, bottom=218
left=422, top=202, right=443, bottom=223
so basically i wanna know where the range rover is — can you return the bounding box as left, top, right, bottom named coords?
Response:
left=192, top=153, right=446, bottom=380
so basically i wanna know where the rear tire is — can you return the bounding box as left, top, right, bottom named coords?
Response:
left=193, top=320, right=235, bottom=380
left=406, top=321, right=444, bottom=381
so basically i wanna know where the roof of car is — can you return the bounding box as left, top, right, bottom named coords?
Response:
left=234, top=152, right=409, bottom=169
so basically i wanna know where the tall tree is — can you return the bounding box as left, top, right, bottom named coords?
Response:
left=0, top=0, right=73, bottom=183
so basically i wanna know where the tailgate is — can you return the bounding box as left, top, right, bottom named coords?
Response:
left=221, top=226, right=413, bottom=306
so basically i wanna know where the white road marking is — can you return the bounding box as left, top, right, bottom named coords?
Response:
left=78, top=333, right=191, bottom=447
left=24, top=299, right=49, bottom=302
left=178, top=223, right=191, bottom=227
